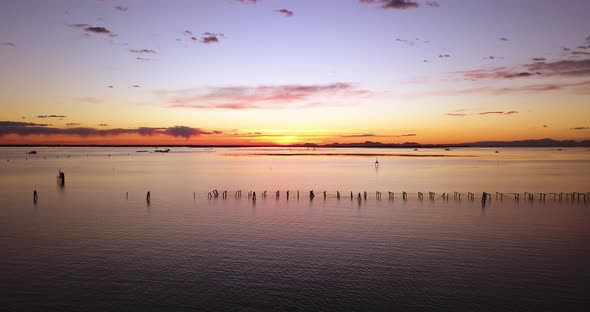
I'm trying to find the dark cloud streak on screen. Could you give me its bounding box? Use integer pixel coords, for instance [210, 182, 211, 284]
[0, 121, 220, 139]
[276, 9, 294, 16]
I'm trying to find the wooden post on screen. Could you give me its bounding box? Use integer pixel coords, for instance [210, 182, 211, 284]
[146, 191, 151, 202]
[33, 190, 38, 203]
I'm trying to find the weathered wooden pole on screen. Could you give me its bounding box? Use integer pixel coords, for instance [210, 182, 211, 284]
[33, 190, 38, 203]
[146, 191, 151, 202]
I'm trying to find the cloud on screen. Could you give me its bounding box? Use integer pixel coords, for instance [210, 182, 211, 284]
[66, 123, 81, 126]
[453, 67, 539, 80]
[479, 111, 518, 115]
[67, 24, 116, 36]
[360, 0, 419, 10]
[395, 38, 415, 46]
[340, 133, 416, 138]
[532, 57, 546, 62]
[129, 49, 156, 54]
[425, 1, 439, 6]
[447, 111, 519, 117]
[1, 42, 16, 47]
[438, 54, 451, 58]
[181, 31, 223, 44]
[0, 121, 219, 139]
[164, 126, 213, 138]
[543, 125, 548, 128]
[276, 9, 294, 16]
[136, 57, 151, 61]
[504, 72, 536, 78]
[525, 58, 590, 77]
[132, 85, 141, 88]
[570, 127, 589, 130]
[37, 115, 66, 119]
[0, 121, 50, 127]
[114, 5, 128, 12]
[577, 46, 589, 50]
[200, 32, 224, 44]
[166, 83, 369, 109]
[499, 37, 509, 41]
[572, 51, 590, 56]
[563, 47, 571, 51]
[341, 134, 377, 138]
[202, 36, 219, 44]
[237, 0, 257, 3]
[99, 123, 108, 127]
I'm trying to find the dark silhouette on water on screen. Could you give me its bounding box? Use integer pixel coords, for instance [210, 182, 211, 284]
[57, 170, 65, 186]
[146, 191, 151, 203]
[33, 190, 38, 204]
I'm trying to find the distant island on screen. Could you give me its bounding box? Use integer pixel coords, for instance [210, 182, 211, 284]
[1, 138, 590, 148]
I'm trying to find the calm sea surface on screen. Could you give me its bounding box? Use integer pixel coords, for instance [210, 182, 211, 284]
[1, 147, 589, 311]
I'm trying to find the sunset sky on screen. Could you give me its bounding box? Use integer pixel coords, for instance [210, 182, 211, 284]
[1, 0, 589, 145]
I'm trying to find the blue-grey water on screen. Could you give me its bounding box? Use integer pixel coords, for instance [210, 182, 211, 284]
[1, 147, 589, 311]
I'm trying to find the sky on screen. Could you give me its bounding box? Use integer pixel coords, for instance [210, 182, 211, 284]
[1, 0, 589, 145]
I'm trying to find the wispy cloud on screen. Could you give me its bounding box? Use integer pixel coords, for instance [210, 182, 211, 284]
[237, 0, 257, 3]
[360, 0, 420, 10]
[114, 5, 128, 12]
[37, 115, 66, 119]
[1, 42, 16, 47]
[276, 9, 294, 17]
[340, 134, 377, 138]
[67, 24, 116, 37]
[452, 67, 539, 80]
[446, 111, 519, 117]
[0, 121, 220, 139]
[340, 133, 416, 138]
[129, 49, 156, 54]
[570, 126, 590, 130]
[525, 58, 590, 77]
[166, 83, 369, 109]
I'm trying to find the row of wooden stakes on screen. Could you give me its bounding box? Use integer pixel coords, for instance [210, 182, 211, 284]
[32, 189, 590, 203]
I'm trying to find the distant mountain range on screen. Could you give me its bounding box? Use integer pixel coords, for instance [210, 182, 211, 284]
[295, 138, 590, 148]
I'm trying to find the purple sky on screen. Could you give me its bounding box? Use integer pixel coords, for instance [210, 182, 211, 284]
[1, 0, 589, 144]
